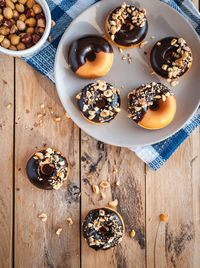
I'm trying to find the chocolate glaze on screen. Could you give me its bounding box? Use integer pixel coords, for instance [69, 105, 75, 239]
[108, 6, 148, 47]
[26, 148, 69, 190]
[77, 81, 120, 124]
[150, 37, 192, 78]
[83, 208, 124, 250]
[68, 35, 113, 72]
[128, 82, 172, 123]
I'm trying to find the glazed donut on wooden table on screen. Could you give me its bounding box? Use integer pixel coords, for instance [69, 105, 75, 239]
[128, 82, 176, 130]
[105, 2, 148, 48]
[83, 207, 125, 250]
[26, 147, 69, 190]
[150, 37, 192, 80]
[68, 35, 113, 79]
[76, 80, 121, 124]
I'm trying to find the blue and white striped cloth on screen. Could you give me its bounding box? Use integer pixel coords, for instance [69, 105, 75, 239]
[24, 0, 200, 170]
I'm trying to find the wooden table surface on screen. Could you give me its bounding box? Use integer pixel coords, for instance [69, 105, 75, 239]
[0, 1, 200, 267]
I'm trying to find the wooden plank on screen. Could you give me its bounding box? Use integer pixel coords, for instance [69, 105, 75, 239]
[81, 132, 146, 268]
[14, 60, 80, 268]
[145, 127, 200, 268]
[0, 54, 14, 268]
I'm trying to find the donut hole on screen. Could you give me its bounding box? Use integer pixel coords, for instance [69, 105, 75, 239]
[99, 225, 109, 235]
[40, 164, 54, 176]
[149, 101, 159, 111]
[96, 99, 106, 109]
[164, 47, 178, 62]
[86, 51, 96, 62]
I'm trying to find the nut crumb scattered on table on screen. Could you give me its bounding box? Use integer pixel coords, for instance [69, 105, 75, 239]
[67, 217, 73, 225]
[108, 199, 118, 208]
[130, 229, 135, 238]
[38, 213, 47, 222]
[56, 227, 63, 235]
[159, 213, 168, 221]
[92, 184, 99, 194]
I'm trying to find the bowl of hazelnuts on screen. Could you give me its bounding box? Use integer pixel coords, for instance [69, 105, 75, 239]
[0, 0, 51, 56]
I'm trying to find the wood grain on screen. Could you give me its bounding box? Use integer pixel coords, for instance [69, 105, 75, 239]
[81, 132, 146, 268]
[0, 54, 14, 268]
[14, 59, 80, 268]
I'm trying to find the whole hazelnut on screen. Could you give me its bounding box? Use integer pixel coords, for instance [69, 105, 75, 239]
[12, 0, 17, 3]
[19, 13, 26, 21]
[26, 26, 34, 34]
[3, 7, 13, 19]
[34, 26, 44, 36]
[0, 0, 5, 7]
[0, 25, 10, 35]
[18, 32, 25, 38]
[21, 33, 32, 44]
[0, 14, 3, 22]
[26, 0, 35, 8]
[1, 37, 10, 48]
[16, 19, 26, 30]
[32, 33, 40, 44]
[26, 8, 35, 18]
[16, 41, 25, 50]
[25, 42, 33, 48]
[0, 34, 4, 42]
[10, 34, 20, 45]
[9, 44, 17, 50]
[13, 10, 19, 19]
[37, 18, 45, 28]
[0, 9, 2, 14]
[5, 0, 15, 10]
[10, 24, 18, 33]
[15, 3, 24, 13]
[33, 4, 42, 14]
[18, 0, 27, 4]
[3, 19, 13, 28]
[25, 17, 36, 27]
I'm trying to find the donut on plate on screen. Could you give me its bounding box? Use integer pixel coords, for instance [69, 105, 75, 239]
[105, 2, 148, 48]
[68, 35, 113, 79]
[128, 82, 176, 130]
[26, 147, 69, 190]
[150, 37, 192, 80]
[76, 80, 121, 124]
[83, 207, 125, 250]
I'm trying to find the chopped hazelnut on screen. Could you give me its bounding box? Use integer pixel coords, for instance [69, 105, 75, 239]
[56, 227, 63, 235]
[38, 213, 47, 222]
[108, 199, 118, 208]
[67, 217, 73, 225]
[159, 213, 168, 221]
[92, 184, 99, 194]
[130, 229, 135, 238]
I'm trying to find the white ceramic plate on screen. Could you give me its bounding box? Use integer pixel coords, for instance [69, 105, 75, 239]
[55, 0, 200, 147]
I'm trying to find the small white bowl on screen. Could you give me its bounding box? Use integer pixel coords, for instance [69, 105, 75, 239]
[0, 0, 51, 57]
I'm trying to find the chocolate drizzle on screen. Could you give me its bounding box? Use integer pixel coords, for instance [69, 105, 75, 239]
[128, 82, 173, 123]
[68, 35, 113, 72]
[150, 37, 192, 79]
[26, 148, 69, 190]
[76, 80, 121, 124]
[107, 3, 148, 47]
[83, 208, 124, 250]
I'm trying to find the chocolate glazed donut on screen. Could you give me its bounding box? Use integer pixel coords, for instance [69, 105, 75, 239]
[150, 37, 192, 79]
[105, 3, 148, 48]
[68, 35, 113, 79]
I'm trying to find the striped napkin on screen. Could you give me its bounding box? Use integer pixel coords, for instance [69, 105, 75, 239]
[24, 0, 200, 170]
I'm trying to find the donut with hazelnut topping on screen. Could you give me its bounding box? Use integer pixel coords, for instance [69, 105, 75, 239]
[83, 207, 125, 250]
[68, 35, 113, 79]
[150, 37, 192, 80]
[26, 147, 69, 190]
[128, 82, 176, 130]
[76, 80, 121, 124]
[105, 2, 148, 49]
